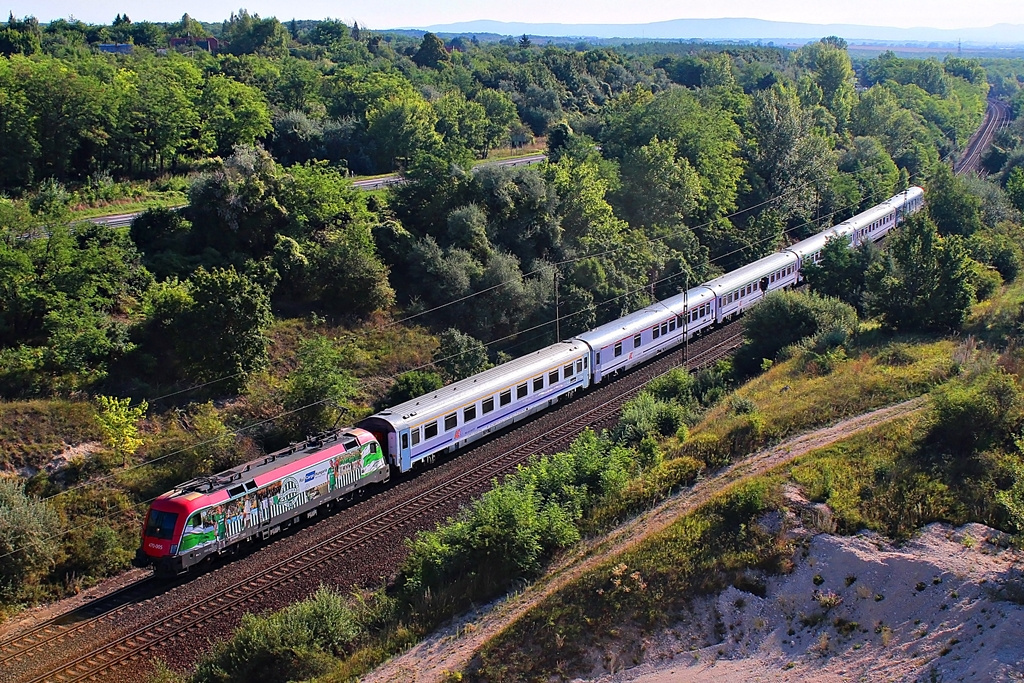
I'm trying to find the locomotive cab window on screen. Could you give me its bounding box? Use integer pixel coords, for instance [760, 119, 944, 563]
[500, 389, 512, 406]
[517, 383, 528, 399]
[145, 510, 178, 540]
[482, 397, 494, 414]
[464, 405, 476, 422]
[424, 421, 439, 440]
[444, 413, 457, 431]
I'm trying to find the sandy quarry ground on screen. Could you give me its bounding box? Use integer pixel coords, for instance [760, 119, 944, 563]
[366, 398, 1024, 682]
[588, 520, 1024, 683]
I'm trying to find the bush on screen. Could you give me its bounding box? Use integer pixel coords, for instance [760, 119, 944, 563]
[736, 290, 858, 377]
[191, 587, 367, 683]
[0, 479, 62, 601]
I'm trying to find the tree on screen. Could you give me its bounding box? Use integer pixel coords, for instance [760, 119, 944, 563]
[519, 34, 532, 49]
[865, 214, 976, 332]
[803, 237, 881, 313]
[746, 82, 834, 222]
[474, 89, 519, 153]
[927, 164, 983, 237]
[374, 370, 444, 411]
[199, 75, 272, 157]
[413, 32, 449, 69]
[437, 328, 490, 381]
[95, 395, 148, 466]
[284, 334, 356, 435]
[174, 267, 273, 390]
[0, 479, 61, 600]
[1005, 166, 1024, 214]
[612, 137, 701, 229]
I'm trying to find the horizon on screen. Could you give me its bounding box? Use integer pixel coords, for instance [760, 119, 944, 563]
[5, 1, 1024, 32]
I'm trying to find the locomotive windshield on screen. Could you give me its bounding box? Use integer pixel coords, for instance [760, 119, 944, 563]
[145, 510, 178, 540]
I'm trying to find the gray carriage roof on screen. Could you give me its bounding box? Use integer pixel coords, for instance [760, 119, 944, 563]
[703, 250, 798, 296]
[360, 340, 588, 431]
[573, 285, 715, 351]
[785, 187, 924, 260]
[784, 224, 852, 260]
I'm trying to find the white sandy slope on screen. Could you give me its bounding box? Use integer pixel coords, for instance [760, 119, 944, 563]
[584, 522, 1024, 683]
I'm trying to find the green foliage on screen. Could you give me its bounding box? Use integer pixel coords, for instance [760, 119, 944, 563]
[803, 237, 881, 313]
[374, 370, 444, 411]
[398, 430, 637, 605]
[866, 214, 977, 333]
[174, 266, 273, 390]
[929, 371, 1021, 456]
[0, 478, 61, 600]
[283, 334, 356, 436]
[191, 586, 373, 683]
[94, 395, 147, 466]
[736, 290, 858, 376]
[412, 32, 450, 69]
[996, 453, 1024, 533]
[436, 328, 490, 382]
[927, 164, 984, 237]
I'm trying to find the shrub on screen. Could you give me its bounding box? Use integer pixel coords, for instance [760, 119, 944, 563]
[191, 587, 367, 683]
[0, 479, 62, 601]
[736, 290, 858, 377]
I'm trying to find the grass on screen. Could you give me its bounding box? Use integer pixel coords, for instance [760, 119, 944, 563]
[0, 400, 102, 472]
[676, 337, 956, 468]
[963, 277, 1024, 346]
[68, 196, 186, 221]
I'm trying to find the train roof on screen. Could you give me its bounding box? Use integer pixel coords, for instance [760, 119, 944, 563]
[573, 285, 715, 351]
[702, 250, 798, 296]
[784, 224, 851, 260]
[156, 427, 376, 504]
[359, 340, 589, 432]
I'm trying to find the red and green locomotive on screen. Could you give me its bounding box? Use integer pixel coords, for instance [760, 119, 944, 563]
[134, 428, 387, 576]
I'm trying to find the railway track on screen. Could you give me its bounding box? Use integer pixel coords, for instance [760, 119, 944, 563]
[10, 322, 743, 683]
[955, 98, 1011, 177]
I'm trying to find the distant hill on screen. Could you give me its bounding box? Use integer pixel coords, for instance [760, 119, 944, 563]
[408, 18, 1024, 47]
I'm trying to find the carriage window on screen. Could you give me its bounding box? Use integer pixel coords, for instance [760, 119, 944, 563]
[499, 389, 512, 406]
[634, 334, 642, 348]
[661, 322, 668, 335]
[669, 319, 677, 331]
[444, 413, 457, 431]
[411, 428, 421, 446]
[653, 326, 660, 340]
[517, 383, 528, 399]
[596, 351, 601, 364]
[424, 421, 438, 440]
[533, 376, 544, 392]
[482, 397, 494, 414]
[564, 364, 573, 379]
[576, 359, 583, 373]
[402, 432, 409, 450]
[464, 405, 476, 422]
[583, 356, 588, 368]
[549, 370, 559, 384]
[614, 342, 623, 357]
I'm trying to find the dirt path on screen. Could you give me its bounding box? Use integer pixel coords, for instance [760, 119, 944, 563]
[364, 396, 929, 683]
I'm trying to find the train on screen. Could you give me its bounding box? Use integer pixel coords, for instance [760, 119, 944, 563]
[134, 186, 924, 576]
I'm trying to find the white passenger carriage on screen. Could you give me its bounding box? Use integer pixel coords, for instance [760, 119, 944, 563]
[573, 285, 715, 384]
[358, 340, 590, 472]
[703, 251, 799, 324]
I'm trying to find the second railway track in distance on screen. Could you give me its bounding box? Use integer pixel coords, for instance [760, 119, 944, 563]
[4, 321, 744, 683]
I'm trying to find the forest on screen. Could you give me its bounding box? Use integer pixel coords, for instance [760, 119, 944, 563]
[1, 9, 1024, 610]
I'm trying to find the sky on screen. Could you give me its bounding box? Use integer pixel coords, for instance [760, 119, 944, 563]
[6, 0, 1024, 30]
